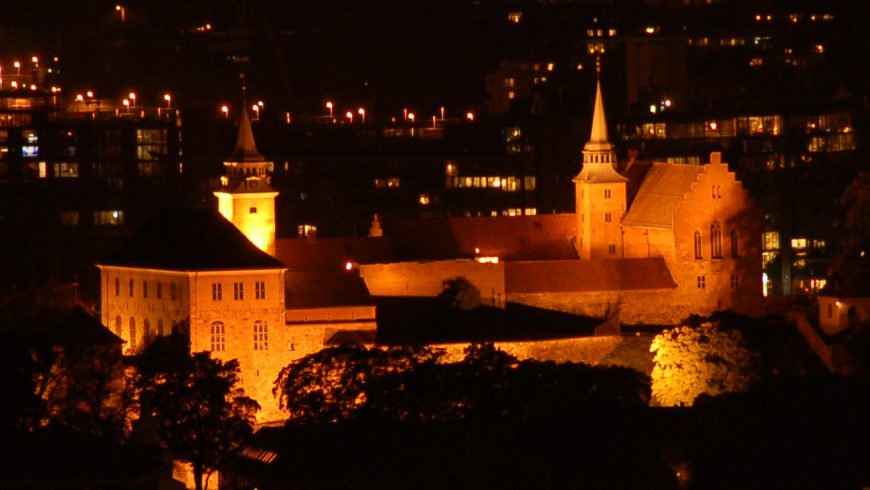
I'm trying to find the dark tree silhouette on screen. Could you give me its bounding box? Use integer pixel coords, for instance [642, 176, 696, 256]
[137, 334, 259, 490]
[437, 276, 482, 310]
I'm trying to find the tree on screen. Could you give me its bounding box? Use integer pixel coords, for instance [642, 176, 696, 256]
[137, 334, 259, 490]
[273, 344, 443, 424]
[828, 171, 870, 295]
[650, 322, 761, 406]
[437, 276, 482, 310]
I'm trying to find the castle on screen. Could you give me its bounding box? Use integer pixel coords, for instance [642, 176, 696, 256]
[97, 82, 762, 421]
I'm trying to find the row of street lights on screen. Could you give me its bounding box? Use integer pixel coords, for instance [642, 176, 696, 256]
[323, 100, 475, 124]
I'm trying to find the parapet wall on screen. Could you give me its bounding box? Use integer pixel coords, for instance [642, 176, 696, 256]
[360, 260, 506, 307]
[508, 290, 697, 326]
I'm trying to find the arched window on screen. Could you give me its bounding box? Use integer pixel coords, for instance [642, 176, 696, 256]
[143, 319, 152, 343]
[711, 221, 723, 258]
[731, 230, 739, 258]
[129, 318, 137, 351]
[157, 319, 164, 337]
[253, 320, 269, 351]
[114, 316, 122, 336]
[210, 321, 226, 352]
[694, 231, 703, 259]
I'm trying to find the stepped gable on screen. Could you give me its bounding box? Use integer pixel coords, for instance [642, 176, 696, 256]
[284, 269, 373, 308]
[621, 163, 706, 229]
[100, 207, 284, 270]
[505, 258, 677, 293]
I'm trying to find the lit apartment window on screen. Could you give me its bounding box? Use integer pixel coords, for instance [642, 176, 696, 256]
[504, 77, 515, 88]
[94, 210, 124, 226]
[234, 282, 244, 301]
[697, 276, 706, 289]
[255, 281, 266, 300]
[254, 320, 269, 351]
[212, 283, 222, 301]
[711, 221, 723, 258]
[210, 322, 226, 352]
[59, 211, 80, 227]
[694, 231, 703, 259]
[52, 162, 79, 178]
[114, 278, 120, 296]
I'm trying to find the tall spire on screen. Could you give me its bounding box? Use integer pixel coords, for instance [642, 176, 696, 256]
[574, 65, 625, 183]
[585, 80, 612, 152]
[228, 80, 265, 162]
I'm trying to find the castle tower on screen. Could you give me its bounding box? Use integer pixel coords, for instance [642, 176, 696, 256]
[213, 100, 279, 256]
[573, 79, 627, 259]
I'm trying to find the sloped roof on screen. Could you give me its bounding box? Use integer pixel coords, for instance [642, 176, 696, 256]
[0, 307, 123, 347]
[284, 269, 374, 308]
[227, 106, 265, 163]
[384, 214, 578, 261]
[276, 236, 395, 269]
[505, 258, 676, 293]
[574, 162, 628, 183]
[621, 163, 705, 229]
[100, 207, 284, 271]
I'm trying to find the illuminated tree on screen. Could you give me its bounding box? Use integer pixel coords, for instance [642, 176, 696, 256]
[137, 334, 259, 490]
[650, 322, 760, 406]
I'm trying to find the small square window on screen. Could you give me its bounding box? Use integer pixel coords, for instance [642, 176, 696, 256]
[249, 207, 257, 214]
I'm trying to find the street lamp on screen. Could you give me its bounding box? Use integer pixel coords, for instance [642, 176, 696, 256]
[122, 98, 130, 113]
[163, 93, 172, 108]
[407, 112, 415, 123]
[357, 107, 366, 123]
[466, 111, 475, 122]
[13, 61, 20, 75]
[325, 101, 333, 117]
[221, 105, 229, 118]
[345, 111, 353, 123]
[128, 92, 136, 107]
[115, 4, 126, 24]
[252, 104, 260, 120]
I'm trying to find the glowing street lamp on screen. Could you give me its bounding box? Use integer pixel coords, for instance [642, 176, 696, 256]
[407, 112, 415, 123]
[345, 111, 353, 123]
[128, 92, 136, 107]
[122, 98, 130, 113]
[220, 105, 229, 118]
[31, 56, 39, 67]
[357, 107, 365, 123]
[13, 61, 21, 75]
[86, 90, 94, 99]
[75, 94, 84, 102]
[115, 4, 126, 23]
[325, 101, 334, 117]
[163, 93, 172, 108]
[252, 104, 260, 120]
[466, 111, 475, 122]
[402, 108, 408, 121]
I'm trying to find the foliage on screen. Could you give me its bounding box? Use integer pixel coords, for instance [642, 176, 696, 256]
[828, 171, 870, 295]
[136, 334, 259, 490]
[0, 336, 46, 435]
[274, 343, 650, 425]
[437, 276, 482, 310]
[273, 344, 443, 424]
[650, 322, 761, 406]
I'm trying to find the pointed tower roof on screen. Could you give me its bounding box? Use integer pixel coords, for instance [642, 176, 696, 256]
[584, 80, 613, 153]
[227, 104, 265, 163]
[574, 79, 626, 183]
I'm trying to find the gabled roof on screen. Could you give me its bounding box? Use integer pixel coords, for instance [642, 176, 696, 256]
[276, 236, 395, 269]
[384, 214, 578, 261]
[0, 307, 122, 347]
[622, 163, 705, 229]
[99, 207, 284, 271]
[284, 270, 374, 309]
[505, 258, 676, 293]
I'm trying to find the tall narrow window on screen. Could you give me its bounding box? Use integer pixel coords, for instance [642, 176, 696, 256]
[157, 319, 164, 337]
[114, 278, 120, 296]
[129, 279, 134, 297]
[234, 282, 244, 300]
[604, 212, 612, 223]
[697, 276, 706, 289]
[114, 316, 122, 336]
[694, 231, 703, 259]
[129, 318, 137, 351]
[143, 281, 148, 298]
[604, 189, 612, 199]
[210, 322, 226, 352]
[711, 221, 723, 258]
[212, 283, 222, 301]
[157, 282, 163, 299]
[731, 230, 739, 258]
[253, 320, 269, 350]
[608, 244, 616, 255]
[255, 281, 266, 300]
[143, 319, 152, 343]
[171, 283, 177, 300]
[730, 274, 739, 289]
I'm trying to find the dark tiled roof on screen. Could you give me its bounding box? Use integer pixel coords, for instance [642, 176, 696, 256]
[284, 270, 374, 308]
[99, 207, 284, 271]
[505, 258, 677, 293]
[0, 307, 122, 346]
[383, 214, 577, 261]
[276, 236, 395, 269]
